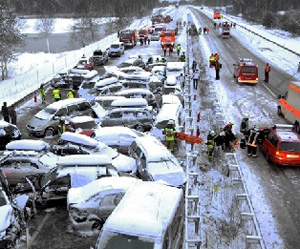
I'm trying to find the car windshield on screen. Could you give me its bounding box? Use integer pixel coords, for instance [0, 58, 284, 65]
[0, 125, 16, 136]
[111, 45, 120, 49]
[43, 107, 57, 115]
[97, 231, 154, 249]
[119, 62, 132, 68]
[121, 33, 132, 38]
[279, 142, 300, 152]
[242, 67, 257, 73]
[81, 82, 96, 89]
[155, 120, 169, 130]
[76, 121, 98, 129]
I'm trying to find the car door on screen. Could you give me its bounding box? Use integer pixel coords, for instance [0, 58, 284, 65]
[97, 192, 124, 219]
[122, 110, 136, 127]
[103, 111, 123, 127]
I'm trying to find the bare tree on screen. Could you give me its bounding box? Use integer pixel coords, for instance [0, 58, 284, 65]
[35, 18, 54, 53]
[0, 0, 23, 80]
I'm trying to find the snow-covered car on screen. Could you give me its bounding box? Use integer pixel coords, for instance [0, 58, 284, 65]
[109, 42, 125, 57]
[77, 74, 101, 100]
[67, 176, 137, 231]
[51, 70, 69, 88]
[110, 98, 151, 112]
[166, 62, 185, 77]
[151, 103, 184, 141]
[129, 136, 186, 187]
[27, 98, 104, 137]
[53, 132, 137, 173]
[100, 107, 153, 132]
[75, 56, 94, 70]
[145, 62, 167, 72]
[0, 120, 21, 150]
[94, 96, 126, 110]
[37, 155, 119, 206]
[119, 58, 146, 70]
[114, 88, 157, 109]
[146, 55, 164, 65]
[119, 66, 150, 76]
[0, 140, 58, 191]
[90, 49, 109, 66]
[86, 83, 123, 101]
[94, 127, 144, 155]
[151, 65, 166, 82]
[65, 116, 102, 137]
[163, 75, 183, 95]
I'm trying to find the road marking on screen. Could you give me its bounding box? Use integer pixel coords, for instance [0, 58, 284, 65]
[27, 212, 51, 247]
[261, 82, 277, 98]
[225, 43, 230, 49]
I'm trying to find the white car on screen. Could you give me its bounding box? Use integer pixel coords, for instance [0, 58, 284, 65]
[67, 176, 137, 231]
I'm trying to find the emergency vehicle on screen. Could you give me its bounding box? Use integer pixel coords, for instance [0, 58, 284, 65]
[278, 81, 300, 132]
[233, 58, 258, 84]
[160, 30, 176, 48]
[214, 11, 221, 19]
[119, 30, 137, 47]
[138, 29, 148, 40]
[219, 21, 230, 38]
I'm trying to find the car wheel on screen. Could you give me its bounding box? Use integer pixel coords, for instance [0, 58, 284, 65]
[135, 124, 145, 132]
[44, 127, 55, 137]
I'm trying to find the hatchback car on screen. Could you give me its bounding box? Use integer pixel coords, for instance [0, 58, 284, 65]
[53, 132, 137, 173]
[119, 58, 145, 69]
[67, 176, 137, 231]
[65, 116, 101, 137]
[0, 140, 58, 190]
[260, 124, 300, 166]
[75, 56, 94, 70]
[0, 121, 21, 150]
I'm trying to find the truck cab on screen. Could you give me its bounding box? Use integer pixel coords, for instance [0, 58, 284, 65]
[278, 81, 300, 133]
[214, 11, 221, 19]
[119, 30, 137, 47]
[160, 30, 175, 48]
[233, 58, 258, 84]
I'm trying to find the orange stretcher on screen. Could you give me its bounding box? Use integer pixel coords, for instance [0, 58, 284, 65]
[176, 132, 203, 144]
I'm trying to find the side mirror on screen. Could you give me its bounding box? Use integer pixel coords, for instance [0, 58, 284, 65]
[53, 116, 60, 120]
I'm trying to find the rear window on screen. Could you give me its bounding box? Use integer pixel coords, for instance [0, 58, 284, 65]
[81, 82, 96, 89]
[241, 66, 257, 73]
[279, 142, 300, 152]
[76, 121, 97, 130]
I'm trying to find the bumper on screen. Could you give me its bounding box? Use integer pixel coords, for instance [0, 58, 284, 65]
[237, 79, 258, 84]
[26, 126, 45, 137]
[270, 155, 300, 166]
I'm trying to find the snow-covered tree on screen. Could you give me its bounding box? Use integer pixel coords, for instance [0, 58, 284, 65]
[0, 0, 23, 80]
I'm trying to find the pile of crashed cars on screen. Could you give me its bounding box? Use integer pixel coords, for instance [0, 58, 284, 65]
[0, 50, 188, 246]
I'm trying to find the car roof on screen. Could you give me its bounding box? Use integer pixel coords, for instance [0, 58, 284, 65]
[61, 132, 102, 147]
[95, 96, 126, 101]
[68, 116, 95, 123]
[57, 154, 112, 166]
[166, 62, 185, 70]
[111, 98, 148, 107]
[6, 140, 49, 151]
[114, 88, 152, 95]
[274, 129, 300, 142]
[95, 77, 119, 88]
[47, 98, 87, 110]
[156, 104, 181, 124]
[108, 107, 151, 113]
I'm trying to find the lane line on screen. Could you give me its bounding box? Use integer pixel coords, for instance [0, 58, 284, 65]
[261, 82, 277, 98]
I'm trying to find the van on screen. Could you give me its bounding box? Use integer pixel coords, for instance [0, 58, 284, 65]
[93, 181, 184, 249]
[151, 103, 183, 141]
[129, 136, 186, 187]
[109, 42, 125, 57]
[26, 98, 103, 137]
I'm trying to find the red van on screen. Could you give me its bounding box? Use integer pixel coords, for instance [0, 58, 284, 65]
[233, 58, 258, 84]
[260, 124, 300, 166]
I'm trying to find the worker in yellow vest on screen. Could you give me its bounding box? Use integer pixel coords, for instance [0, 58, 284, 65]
[52, 86, 61, 102]
[67, 89, 75, 98]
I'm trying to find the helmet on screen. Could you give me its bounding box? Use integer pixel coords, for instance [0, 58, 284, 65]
[229, 121, 234, 125]
[244, 114, 249, 119]
[168, 119, 175, 125]
[210, 130, 215, 136]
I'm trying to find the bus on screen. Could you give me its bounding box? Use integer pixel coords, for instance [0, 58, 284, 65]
[93, 180, 184, 249]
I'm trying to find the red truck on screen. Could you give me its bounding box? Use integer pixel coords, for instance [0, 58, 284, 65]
[119, 30, 137, 47]
[138, 29, 148, 40]
[160, 30, 176, 48]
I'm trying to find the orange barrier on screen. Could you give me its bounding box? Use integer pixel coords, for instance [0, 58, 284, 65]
[176, 132, 203, 144]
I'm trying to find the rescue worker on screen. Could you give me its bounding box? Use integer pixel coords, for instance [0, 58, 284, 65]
[214, 22, 217, 29]
[264, 63, 271, 83]
[144, 36, 147, 45]
[1, 102, 9, 123]
[214, 53, 219, 61]
[52, 86, 61, 102]
[67, 89, 75, 98]
[169, 45, 173, 56]
[240, 114, 250, 140]
[192, 60, 197, 71]
[163, 45, 167, 56]
[40, 84, 46, 104]
[139, 38, 143, 46]
[183, 21, 186, 26]
[178, 73, 185, 89]
[163, 119, 176, 152]
[57, 119, 66, 137]
[209, 54, 215, 68]
[206, 130, 216, 161]
[223, 121, 236, 151]
[205, 26, 209, 34]
[176, 44, 181, 56]
[179, 51, 185, 62]
[247, 125, 261, 157]
[8, 106, 17, 125]
[192, 69, 200, 90]
[215, 60, 221, 80]
[160, 57, 166, 63]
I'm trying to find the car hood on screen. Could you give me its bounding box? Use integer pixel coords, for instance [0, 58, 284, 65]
[151, 171, 186, 187]
[112, 154, 137, 174]
[28, 116, 50, 128]
[0, 205, 13, 232]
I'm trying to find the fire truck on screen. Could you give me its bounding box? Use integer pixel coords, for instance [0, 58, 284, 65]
[278, 81, 300, 132]
[151, 14, 164, 26]
[160, 30, 176, 49]
[233, 58, 258, 84]
[219, 21, 230, 38]
[138, 29, 148, 40]
[119, 30, 137, 47]
[214, 10, 221, 19]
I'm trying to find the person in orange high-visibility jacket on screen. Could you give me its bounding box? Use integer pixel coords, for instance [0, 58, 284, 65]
[264, 63, 271, 83]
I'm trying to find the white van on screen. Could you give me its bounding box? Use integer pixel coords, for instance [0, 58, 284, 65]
[151, 103, 183, 141]
[93, 180, 184, 249]
[166, 62, 185, 77]
[129, 136, 186, 187]
[109, 42, 125, 57]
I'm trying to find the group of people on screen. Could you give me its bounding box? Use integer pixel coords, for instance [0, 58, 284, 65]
[1, 102, 17, 125]
[209, 53, 222, 80]
[39, 84, 77, 103]
[139, 36, 151, 46]
[162, 44, 173, 56]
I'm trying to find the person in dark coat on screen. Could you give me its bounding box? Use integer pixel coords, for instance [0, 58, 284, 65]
[215, 60, 221, 80]
[8, 106, 17, 125]
[1, 102, 9, 123]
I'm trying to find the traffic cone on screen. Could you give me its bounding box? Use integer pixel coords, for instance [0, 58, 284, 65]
[197, 113, 201, 122]
[196, 126, 200, 137]
[34, 95, 37, 103]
